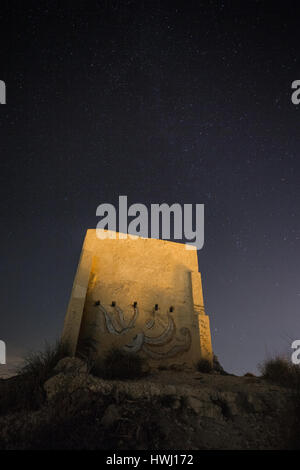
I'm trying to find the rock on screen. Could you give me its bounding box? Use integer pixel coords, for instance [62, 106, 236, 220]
[171, 398, 181, 410]
[185, 395, 203, 413]
[44, 373, 70, 401]
[213, 355, 228, 375]
[186, 395, 223, 419]
[54, 357, 88, 375]
[0, 364, 295, 449]
[168, 363, 190, 372]
[210, 391, 240, 417]
[44, 370, 98, 401]
[101, 404, 120, 428]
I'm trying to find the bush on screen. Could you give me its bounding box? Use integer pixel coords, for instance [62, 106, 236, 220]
[196, 357, 213, 373]
[0, 341, 68, 415]
[92, 348, 148, 380]
[258, 356, 300, 389]
[258, 357, 300, 448]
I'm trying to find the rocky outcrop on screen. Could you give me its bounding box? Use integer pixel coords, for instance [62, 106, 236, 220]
[0, 357, 296, 449]
[41, 358, 294, 449]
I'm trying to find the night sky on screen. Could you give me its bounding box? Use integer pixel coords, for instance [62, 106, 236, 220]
[0, 1, 299, 375]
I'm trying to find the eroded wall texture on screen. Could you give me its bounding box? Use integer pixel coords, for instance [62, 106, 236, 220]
[62, 229, 213, 367]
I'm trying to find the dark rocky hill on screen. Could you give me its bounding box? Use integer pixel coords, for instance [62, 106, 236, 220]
[0, 357, 297, 450]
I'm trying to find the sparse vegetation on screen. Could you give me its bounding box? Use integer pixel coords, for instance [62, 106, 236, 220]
[0, 341, 68, 415]
[196, 357, 213, 373]
[259, 356, 300, 389]
[91, 348, 148, 380]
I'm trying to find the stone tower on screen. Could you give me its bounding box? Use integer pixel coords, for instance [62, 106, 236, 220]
[62, 229, 213, 367]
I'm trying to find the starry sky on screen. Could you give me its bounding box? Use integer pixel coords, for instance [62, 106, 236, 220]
[0, 1, 299, 375]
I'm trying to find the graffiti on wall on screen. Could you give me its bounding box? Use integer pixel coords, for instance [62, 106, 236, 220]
[91, 301, 192, 359]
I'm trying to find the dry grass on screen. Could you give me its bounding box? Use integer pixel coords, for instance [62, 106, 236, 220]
[91, 348, 148, 380]
[258, 356, 300, 449]
[259, 356, 300, 389]
[0, 341, 68, 415]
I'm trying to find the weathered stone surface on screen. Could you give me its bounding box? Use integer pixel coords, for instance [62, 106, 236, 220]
[61, 229, 213, 367]
[186, 396, 223, 419]
[101, 404, 121, 428]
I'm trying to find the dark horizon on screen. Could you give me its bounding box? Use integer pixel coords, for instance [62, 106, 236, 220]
[0, 1, 299, 376]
